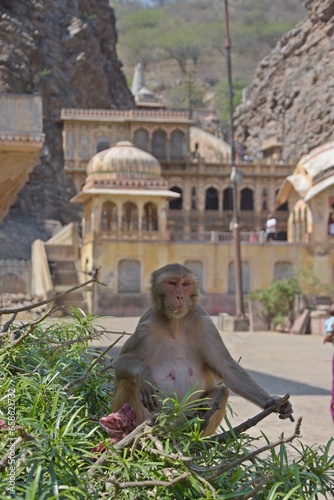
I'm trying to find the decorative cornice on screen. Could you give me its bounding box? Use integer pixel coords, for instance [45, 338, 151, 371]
[0, 132, 45, 142]
[60, 108, 195, 123]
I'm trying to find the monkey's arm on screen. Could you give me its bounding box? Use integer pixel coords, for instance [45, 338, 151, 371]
[201, 320, 293, 419]
[114, 329, 161, 413]
[114, 353, 160, 412]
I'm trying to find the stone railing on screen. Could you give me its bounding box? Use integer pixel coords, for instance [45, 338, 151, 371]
[61, 107, 193, 122]
[170, 231, 283, 243]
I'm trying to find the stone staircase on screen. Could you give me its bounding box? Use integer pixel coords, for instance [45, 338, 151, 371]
[49, 260, 88, 314]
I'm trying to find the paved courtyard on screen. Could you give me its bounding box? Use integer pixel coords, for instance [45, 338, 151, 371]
[91, 316, 334, 450]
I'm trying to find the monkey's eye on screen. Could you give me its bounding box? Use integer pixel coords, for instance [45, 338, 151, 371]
[182, 281, 190, 287]
[168, 280, 177, 286]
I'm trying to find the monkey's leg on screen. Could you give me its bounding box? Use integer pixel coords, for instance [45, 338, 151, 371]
[112, 380, 147, 423]
[200, 386, 229, 437]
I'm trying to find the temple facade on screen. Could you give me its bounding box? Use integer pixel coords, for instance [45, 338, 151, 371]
[32, 111, 319, 316]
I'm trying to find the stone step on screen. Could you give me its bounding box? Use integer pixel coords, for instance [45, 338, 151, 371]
[53, 270, 80, 285]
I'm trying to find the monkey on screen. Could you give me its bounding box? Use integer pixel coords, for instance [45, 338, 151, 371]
[112, 263, 293, 436]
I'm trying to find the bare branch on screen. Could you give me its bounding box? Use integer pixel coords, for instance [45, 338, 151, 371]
[63, 333, 126, 391]
[3, 306, 60, 350]
[214, 394, 293, 444]
[205, 417, 303, 481]
[103, 472, 191, 490]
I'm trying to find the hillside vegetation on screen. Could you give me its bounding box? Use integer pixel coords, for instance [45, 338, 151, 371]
[110, 0, 306, 125]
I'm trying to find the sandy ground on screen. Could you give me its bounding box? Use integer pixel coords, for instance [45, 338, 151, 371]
[90, 316, 334, 451]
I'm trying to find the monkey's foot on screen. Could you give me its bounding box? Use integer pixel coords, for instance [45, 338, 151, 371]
[99, 403, 139, 443]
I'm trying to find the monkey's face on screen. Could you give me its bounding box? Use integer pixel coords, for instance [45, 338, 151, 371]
[160, 275, 198, 319]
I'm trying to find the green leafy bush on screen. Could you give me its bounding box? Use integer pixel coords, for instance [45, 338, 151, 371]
[0, 310, 333, 498]
[249, 277, 300, 329]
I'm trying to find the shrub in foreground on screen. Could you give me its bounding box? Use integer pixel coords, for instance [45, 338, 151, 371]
[0, 310, 333, 499]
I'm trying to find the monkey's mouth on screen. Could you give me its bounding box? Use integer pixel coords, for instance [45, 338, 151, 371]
[173, 306, 186, 316]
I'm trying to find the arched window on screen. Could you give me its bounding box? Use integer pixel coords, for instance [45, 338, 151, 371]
[152, 129, 167, 159]
[228, 261, 250, 294]
[205, 187, 219, 210]
[143, 202, 158, 231]
[118, 259, 141, 293]
[101, 201, 117, 231]
[185, 260, 204, 292]
[134, 128, 149, 152]
[274, 262, 294, 280]
[122, 202, 138, 231]
[170, 130, 186, 160]
[169, 187, 183, 210]
[96, 136, 110, 153]
[81, 130, 89, 160]
[223, 188, 233, 210]
[240, 188, 254, 211]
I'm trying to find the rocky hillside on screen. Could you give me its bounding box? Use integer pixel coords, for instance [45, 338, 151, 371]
[234, 0, 334, 161]
[0, 0, 134, 259]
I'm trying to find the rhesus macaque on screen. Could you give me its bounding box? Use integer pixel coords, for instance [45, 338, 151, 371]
[112, 263, 293, 436]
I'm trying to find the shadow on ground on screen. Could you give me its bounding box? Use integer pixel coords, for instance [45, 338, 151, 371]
[248, 370, 331, 396]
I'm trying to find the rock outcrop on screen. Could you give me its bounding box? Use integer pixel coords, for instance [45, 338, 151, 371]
[0, 0, 134, 259]
[234, 0, 334, 161]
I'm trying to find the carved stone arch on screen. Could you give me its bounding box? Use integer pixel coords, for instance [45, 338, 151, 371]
[122, 201, 139, 231]
[101, 200, 117, 231]
[205, 186, 219, 210]
[240, 186, 254, 211]
[133, 127, 150, 152]
[223, 187, 233, 211]
[143, 201, 158, 230]
[170, 129, 186, 160]
[152, 128, 167, 160]
[96, 136, 110, 153]
[169, 186, 183, 210]
[289, 199, 311, 243]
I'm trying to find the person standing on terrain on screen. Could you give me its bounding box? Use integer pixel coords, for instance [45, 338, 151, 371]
[265, 213, 277, 241]
[323, 305, 334, 421]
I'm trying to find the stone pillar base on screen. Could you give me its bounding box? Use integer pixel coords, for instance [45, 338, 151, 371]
[218, 313, 249, 332]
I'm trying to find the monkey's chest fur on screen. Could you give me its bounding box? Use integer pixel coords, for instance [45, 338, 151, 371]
[147, 335, 208, 400]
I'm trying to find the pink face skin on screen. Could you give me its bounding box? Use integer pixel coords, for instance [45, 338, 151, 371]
[162, 275, 196, 318]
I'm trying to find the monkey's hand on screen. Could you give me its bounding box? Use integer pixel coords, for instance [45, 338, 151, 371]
[264, 395, 294, 421]
[140, 379, 161, 414]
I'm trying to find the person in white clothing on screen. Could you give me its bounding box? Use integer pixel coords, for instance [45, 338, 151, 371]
[266, 213, 277, 241]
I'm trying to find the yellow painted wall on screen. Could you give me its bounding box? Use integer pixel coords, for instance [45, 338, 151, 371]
[82, 239, 322, 296]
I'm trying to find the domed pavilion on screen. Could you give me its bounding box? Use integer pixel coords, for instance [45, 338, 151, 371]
[71, 141, 180, 314]
[73, 141, 179, 239]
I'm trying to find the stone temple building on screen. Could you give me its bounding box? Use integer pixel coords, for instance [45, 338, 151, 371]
[2, 91, 334, 320]
[29, 102, 334, 318]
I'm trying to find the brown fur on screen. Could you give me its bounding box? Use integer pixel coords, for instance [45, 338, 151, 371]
[112, 264, 293, 436]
